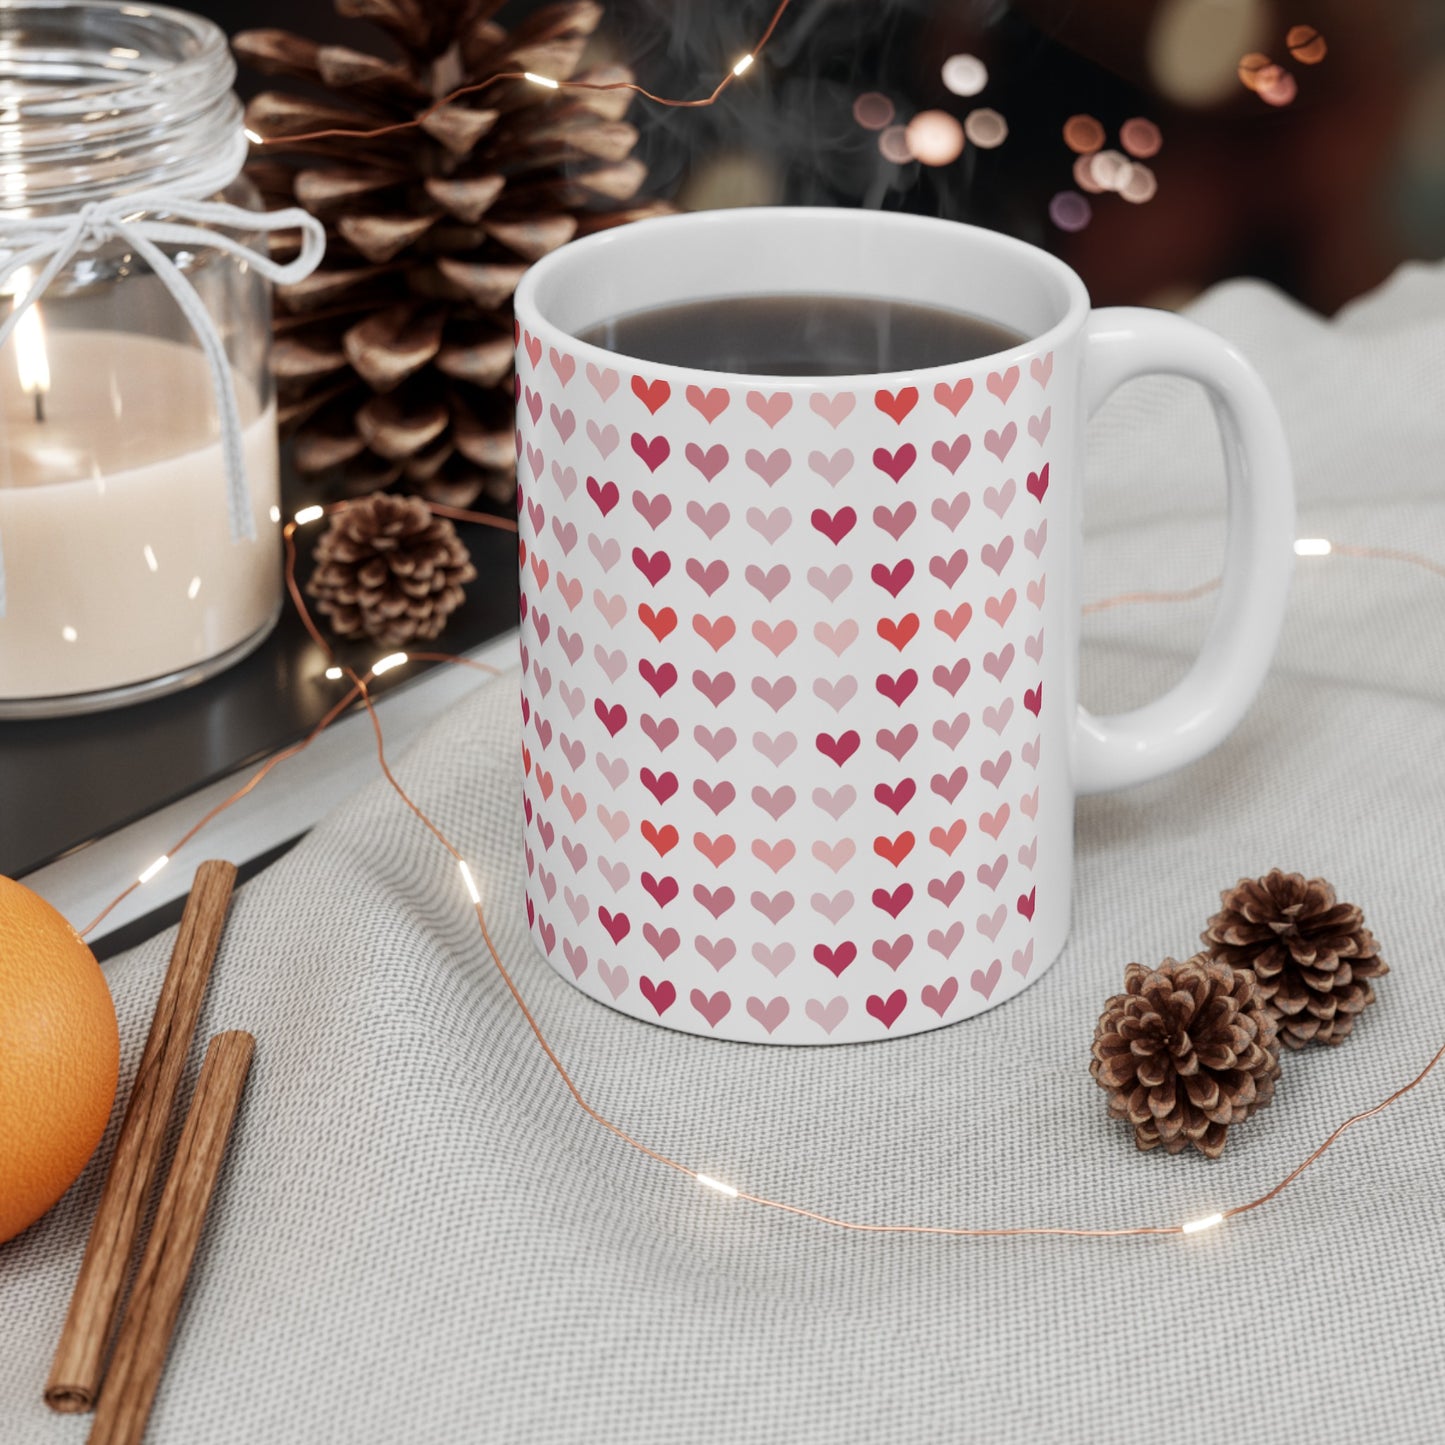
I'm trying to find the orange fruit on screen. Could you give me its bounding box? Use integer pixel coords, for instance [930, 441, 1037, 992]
[0, 876, 119, 1245]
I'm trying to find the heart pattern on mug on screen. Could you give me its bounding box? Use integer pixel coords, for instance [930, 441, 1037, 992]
[517, 328, 1056, 1042]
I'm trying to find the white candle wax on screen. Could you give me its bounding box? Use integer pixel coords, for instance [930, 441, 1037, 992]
[0, 329, 281, 704]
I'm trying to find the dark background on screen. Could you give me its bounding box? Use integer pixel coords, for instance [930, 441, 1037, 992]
[204, 0, 1445, 315]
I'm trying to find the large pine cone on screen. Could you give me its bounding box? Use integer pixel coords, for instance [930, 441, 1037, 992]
[1091, 956, 1282, 1159]
[1202, 870, 1388, 1049]
[307, 494, 476, 646]
[235, 0, 668, 509]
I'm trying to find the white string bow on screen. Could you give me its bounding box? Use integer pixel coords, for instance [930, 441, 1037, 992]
[0, 181, 326, 617]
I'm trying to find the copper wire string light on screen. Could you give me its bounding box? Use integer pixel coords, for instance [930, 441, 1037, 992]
[72, 492, 1445, 1244]
[246, 0, 797, 148]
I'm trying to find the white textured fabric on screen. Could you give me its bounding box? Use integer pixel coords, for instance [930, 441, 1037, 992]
[3, 266, 1444, 1445]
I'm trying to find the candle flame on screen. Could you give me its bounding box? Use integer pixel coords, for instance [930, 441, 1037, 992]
[8, 267, 50, 412]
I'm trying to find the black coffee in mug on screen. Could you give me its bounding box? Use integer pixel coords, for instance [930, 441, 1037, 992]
[576, 293, 1025, 376]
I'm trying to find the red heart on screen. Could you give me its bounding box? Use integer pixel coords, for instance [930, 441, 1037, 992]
[816, 730, 860, 766]
[814, 941, 857, 976]
[876, 614, 919, 651]
[810, 505, 856, 545]
[1018, 887, 1037, 920]
[638, 659, 677, 697]
[871, 559, 914, 597]
[1024, 684, 1043, 716]
[641, 820, 679, 856]
[1027, 463, 1050, 502]
[594, 699, 627, 736]
[875, 670, 918, 707]
[640, 769, 678, 805]
[641, 871, 679, 906]
[630, 433, 670, 472]
[523, 331, 541, 368]
[639, 603, 676, 641]
[587, 476, 619, 516]
[631, 547, 671, 587]
[866, 989, 907, 1028]
[874, 385, 918, 424]
[872, 883, 913, 918]
[640, 976, 676, 1015]
[873, 778, 916, 814]
[872, 443, 916, 483]
[598, 906, 630, 944]
[873, 832, 915, 867]
[631, 375, 670, 414]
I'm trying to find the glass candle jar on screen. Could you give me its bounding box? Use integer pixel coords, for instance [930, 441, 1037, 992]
[0, 1, 316, 716]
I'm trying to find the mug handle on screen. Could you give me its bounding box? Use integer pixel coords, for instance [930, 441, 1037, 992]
[1075, 307, 1295, 794]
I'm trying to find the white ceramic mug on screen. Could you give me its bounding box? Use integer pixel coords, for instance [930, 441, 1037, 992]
[513, 208, 1293, 1044]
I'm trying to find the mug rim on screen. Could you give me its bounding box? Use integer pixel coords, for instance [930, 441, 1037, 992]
[514, 206, 1092, 387]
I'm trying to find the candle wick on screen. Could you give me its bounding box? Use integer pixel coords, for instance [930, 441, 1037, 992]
[33, 390, 44, 423]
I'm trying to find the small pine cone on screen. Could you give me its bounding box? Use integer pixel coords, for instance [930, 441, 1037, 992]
[1091, 956, 1281, 1159]
[1202, 870, 1388, 1050]
[307, 494, 476, 647]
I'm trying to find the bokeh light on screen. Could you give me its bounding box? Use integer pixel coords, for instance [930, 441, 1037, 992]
[963, 107, 1008, 149]
[1287, 24, 1327, 64]
[1237, 52, 1272, 91]
[1119, 163, 1159, 204]
[1072, 153, 1105, 194]
[941, 53, 988, 97]
[878, 124, 913, 163]
[1049, 191, 1092, 232]
[1088, 148, 1133, 192]
[1149, 0, 1267, 107]
[1063, 114, 1106, 154]
[1256, 65, 1298, 106]
[905, 109, 965, 165]
[852, 92, 895, 131]
[1119, 118, 1163, 159]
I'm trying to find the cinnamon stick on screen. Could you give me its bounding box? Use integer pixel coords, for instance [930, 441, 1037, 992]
[46, 860, 238, 1413]
[87, 1032, 255, 1445]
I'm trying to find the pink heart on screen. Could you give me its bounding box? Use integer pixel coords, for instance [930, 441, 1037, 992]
[930, 434, 971, 474]
[586, 362, 619, 400]
[977, 853, 1008, 891]
[806, 997, 848, 1034]
[928, 872, 965, 906]
[549, 348, 575, 385]
[1012, 940, 1035, 977]
[563, 941, 587, 979]
[986, 366, 1019, 402]
[696, 725, 737, 761]
[811, 786, 856, 821]
[981, 537, 1014, 575]
[753, 943, 794, 977]
[752, 784, 796, 820]
[1030, 352, 1053, 388]
[813, 839, 855, 872]
[977, 906, 1007, 942]
[807, 564, 852, 602]
[753, 731, 796, 767]
[586, 420, 619, 457]
[747, 390, 793, 428]
[814, 676, 858, 712]
[922, 977, 959, 1017]
[597, 961, 628, 999]
[697, 936, 735, 970]
[751, 890, 794, 924]
[1028, 408, 1052, 444]
[873, 501, 915, 540]
[811, 890, 854, 925]
[808, 447, 854, 485]
[979, 804, 1010, 839]
[551, 462, 577, 498]
[745, 447, 791, 485]
[632, 490, 671, 531]
[931, 492, 970, 531]
[927, 922, 964, 958]
[686, 557, 729, 596]
[686, 384, 729, 423]
[984, 478, 1016, 517]
[686, 499, 730, 539]
[873, 935, 913, 971]
[984, 644, 1015, 682]
[1025, 522, 1047, 558]
[685, 441, 729, 482]
[745, 563, 790, 601]
[690, 989, 731, 1028]
[814, 619, 859, 655]
[747, 505, 791, 544]
[984, 423, 1017, 461]
[933, 711, 971, 749]
[809, 391, 855, 428]
[970, 960, 1003, 1000]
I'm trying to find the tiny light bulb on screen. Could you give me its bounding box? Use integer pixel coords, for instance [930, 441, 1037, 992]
[324, 665, 343, 681]
[459, 860, 482, 904]
[269, 505, 282, 524]
[1181, 1212, 1225, 1235]
[372, 651, 408, 676]
[138, 854, 170, 885]
[732, 53, 755, 76]
[1294, 537, 1333, 557]
[524, 71, 559, 89]
[243, 127, 264, 146]
[695, 1173, 739, 1198]
[294, 505, 325, 526]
